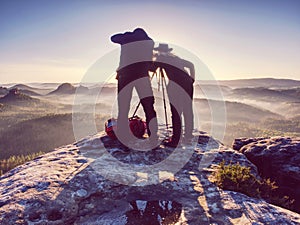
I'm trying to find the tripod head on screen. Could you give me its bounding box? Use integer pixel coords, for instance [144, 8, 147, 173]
[150, 66, 168, 92]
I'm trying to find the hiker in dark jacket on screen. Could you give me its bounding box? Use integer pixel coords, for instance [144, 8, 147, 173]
[111, 28, 158, 148]
[153, 43, 195, 147]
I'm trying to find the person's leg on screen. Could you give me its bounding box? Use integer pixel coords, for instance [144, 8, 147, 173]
[167, 83, 183, 146]
[116, 75, 134, 146]
[135, 77, 158, 141]
[183, 101, 193, 139]
[169, 103, 182, 144]
[140, 96, 157, 136]
[183, 84, 194, 140]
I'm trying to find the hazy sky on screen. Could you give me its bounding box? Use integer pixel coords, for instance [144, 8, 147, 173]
[0, 0, 299, 83]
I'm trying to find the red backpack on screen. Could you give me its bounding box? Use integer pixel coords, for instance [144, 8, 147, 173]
[129, 116, 147, 138]
[105, 118, 117, 139]
[105, 116, 146, 139]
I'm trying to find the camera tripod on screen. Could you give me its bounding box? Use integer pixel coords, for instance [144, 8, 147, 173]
[132, 67, 170, 133]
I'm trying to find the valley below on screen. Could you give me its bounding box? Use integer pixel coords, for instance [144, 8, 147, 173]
[0, 78, 299, 169]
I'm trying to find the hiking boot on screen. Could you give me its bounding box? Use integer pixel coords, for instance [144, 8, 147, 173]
[151, 144, 161, 151]
[163, 138, 180, 148]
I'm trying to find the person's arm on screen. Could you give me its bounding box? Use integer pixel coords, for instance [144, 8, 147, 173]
[182, 59, 195, 81]
[150, 53, 161, 72]
[149, 61, 159, 73]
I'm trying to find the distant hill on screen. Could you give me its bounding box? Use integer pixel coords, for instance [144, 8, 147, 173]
[215, 78, 300, 88]
[224, 100, 281, 122]
[0, 87, 8, 95]
[18, 89, 41, 96]
[89, 86, 116, 95]
[274, 102, 300, 118]
[48, 83, 76, 95]
[193, 84, 232, 100]
[8, 84, 51, 96]
[277, 87, 300, 100]
[48, 83, 89, 95]
[76, 85, 89, 94]
[10, 84, 37, 91]
[230, 87, 299, 102]
[0, 89, 40, 106]
[0, 114, 75, 159]
[193, 98, 281, 123]
[0, 113, 108, 160]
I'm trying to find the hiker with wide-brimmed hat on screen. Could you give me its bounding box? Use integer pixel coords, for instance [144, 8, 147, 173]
[153, 43, 195, 147]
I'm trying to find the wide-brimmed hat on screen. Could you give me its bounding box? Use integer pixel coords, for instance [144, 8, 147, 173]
[133, 28, 149, 40]
[154, 43, 173, 52]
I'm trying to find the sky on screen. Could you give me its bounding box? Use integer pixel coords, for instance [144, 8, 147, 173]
[0, 0, 299, 83]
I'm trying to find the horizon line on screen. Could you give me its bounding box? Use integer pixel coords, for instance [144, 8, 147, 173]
[1, 76, 300, 85]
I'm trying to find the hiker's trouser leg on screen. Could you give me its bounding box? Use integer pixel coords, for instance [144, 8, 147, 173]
[117, 75, 134, 145]
[135, 77, 158, 139]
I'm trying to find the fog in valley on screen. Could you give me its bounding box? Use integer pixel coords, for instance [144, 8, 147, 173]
[0, 78, 299, 160]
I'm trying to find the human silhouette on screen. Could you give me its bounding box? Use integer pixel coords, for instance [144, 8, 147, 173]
[153, 43, 195, 147]
[111, 28, 158, 149]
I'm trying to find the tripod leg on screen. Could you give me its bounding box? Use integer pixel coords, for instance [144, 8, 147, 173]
[132, 102, 141, 118]
[160, 68, 169, 133]
[132, 71, 158, 118]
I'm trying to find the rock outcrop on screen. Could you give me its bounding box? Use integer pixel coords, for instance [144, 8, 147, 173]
[0, 132, 300, 224]
[48, 83, 76, 95]
[9, 84, 41, 96]
[76, 85, 89, 94]
[48, 83, 89, 95]
[234, 136, 300, 213]
[0, 87, 8, 96]
[0, 88, 40, 106]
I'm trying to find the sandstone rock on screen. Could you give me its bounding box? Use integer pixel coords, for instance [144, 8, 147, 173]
[234, 136, 300, 213]
[0, 88, 40, 105]
[0, 87, 8, 96]
[48, 83, 76, 95]
[233, 137, 267, 151]
[0, 132, 299, 224]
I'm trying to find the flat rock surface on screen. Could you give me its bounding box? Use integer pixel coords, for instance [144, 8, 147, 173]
[0, 132, 300, 225]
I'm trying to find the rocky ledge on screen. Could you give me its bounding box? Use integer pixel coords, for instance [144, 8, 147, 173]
[0, 132, 300, 225]
[233, 136, 300, 213]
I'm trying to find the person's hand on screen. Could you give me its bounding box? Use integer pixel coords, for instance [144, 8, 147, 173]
[148, 62, 157, 72]
[190, 76, 195, 84]
[152, 53, 158, 60]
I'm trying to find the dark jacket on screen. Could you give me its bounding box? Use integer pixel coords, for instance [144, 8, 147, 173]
[154, 53, 195, 91]
[111, 28, 154, 79]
